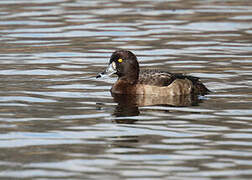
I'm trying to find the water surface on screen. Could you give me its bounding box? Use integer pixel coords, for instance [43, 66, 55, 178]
[0, 0, 252, 179]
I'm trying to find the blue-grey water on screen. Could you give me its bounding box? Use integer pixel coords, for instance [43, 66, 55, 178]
[0, 0, 252, 179]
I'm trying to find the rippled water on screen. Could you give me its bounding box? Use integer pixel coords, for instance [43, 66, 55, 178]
[1, 0, 252, 179]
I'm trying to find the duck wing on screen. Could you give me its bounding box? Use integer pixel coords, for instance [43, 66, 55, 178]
[138, 69, 175, 86]
[138, 69, 210, 95]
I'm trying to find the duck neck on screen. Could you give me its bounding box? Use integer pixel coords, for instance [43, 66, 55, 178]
[119, 72, 139, 85]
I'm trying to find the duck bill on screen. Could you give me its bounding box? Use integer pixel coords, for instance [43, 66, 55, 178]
[96, 62, 116, 78]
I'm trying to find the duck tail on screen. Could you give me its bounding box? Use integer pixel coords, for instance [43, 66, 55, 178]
[194, 81, 211, 95]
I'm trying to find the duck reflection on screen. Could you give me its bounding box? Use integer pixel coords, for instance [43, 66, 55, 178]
[112, 93, 203, 118]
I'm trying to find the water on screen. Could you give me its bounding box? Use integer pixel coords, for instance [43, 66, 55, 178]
[0, 0, 252, 179]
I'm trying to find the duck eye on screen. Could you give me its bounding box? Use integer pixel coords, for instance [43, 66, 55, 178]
[118, 58, 123, 63]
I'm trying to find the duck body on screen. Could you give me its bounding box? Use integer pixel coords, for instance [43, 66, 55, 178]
[97, 50, 210, 96]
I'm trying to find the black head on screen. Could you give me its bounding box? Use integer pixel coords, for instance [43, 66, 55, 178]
[110, 50, 139, 77]
[97, 50, 140, 84]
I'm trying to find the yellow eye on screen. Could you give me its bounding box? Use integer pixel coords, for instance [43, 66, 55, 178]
[118, 58, 123, 63]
